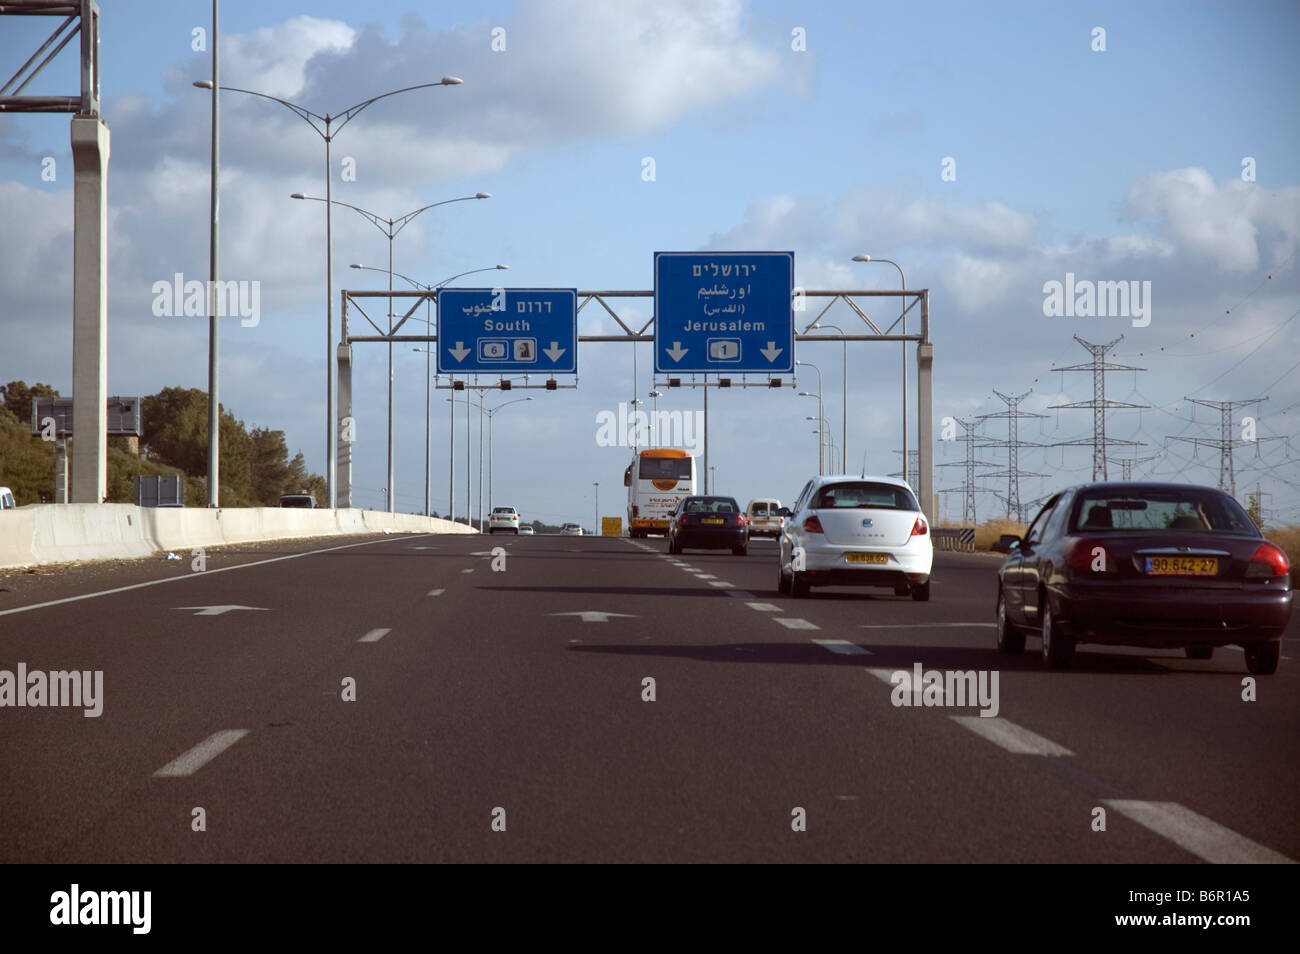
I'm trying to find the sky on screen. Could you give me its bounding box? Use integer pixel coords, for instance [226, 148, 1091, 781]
[1, 0, 1298, 527]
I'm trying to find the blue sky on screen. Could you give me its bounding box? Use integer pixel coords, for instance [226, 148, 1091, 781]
[2, 0, 1298, 525]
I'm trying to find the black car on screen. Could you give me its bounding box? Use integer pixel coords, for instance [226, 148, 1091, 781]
[667, 495, 749, 555]
[995, 482, 1292, 673]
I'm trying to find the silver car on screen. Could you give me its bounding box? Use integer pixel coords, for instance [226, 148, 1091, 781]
[777, 475, 934, 600]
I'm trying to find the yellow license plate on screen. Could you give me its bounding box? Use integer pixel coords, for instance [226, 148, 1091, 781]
[702, 517, 724, 525]
[1147, 557, 1218, 575]
[845, 552, 889, 565]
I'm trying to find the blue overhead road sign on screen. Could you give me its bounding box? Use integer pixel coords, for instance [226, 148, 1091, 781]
[437, 288, 578, 374]
[654, 251, 794, 373]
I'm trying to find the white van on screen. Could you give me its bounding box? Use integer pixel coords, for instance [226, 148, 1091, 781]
[0, 487, 17, 510]
[745, 498, 784, 538]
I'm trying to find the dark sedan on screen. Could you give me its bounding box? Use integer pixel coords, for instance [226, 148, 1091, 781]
[667, 496, 749, 555]
[995, 482, 1292, 673]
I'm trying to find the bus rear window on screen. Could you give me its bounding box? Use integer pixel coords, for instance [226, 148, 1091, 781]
[639, 457, 692, 480]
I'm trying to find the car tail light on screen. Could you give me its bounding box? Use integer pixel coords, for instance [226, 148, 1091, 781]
[911, 517, 928, 536]
[677, 515, 689, 528]
[1246, 542, 1290, 578]
[803, 514, 823, 533]
[737, 514, 749, 527]
[1067, 539, 1117, 575]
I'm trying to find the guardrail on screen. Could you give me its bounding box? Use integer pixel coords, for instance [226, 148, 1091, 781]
[0, 504, 476, 569]
[932, 527, 975, 552]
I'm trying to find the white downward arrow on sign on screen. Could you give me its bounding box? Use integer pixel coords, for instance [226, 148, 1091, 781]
[665, 342, 688, 362]
[448, 342, 471, 362]
[543, 341, 566, 361]
[548, 611, 639, 623]
[760, 341, 783, 362]
[175, 605, 270, 616]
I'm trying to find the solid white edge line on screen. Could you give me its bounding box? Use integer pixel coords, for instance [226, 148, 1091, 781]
[1104, 800, 1296, 864]
[0, 534, 442, 619]
[153, 729, 250, 778]
[359, 628, 391, 643]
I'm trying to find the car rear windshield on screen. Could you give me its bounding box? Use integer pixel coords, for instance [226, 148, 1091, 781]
[683, 497, 739, 514]
[750, 502, 775, 515]
[1070, 488, 1259, 534]
[492, 508, 516, 514]
[812, 482, 918, 511]
[639, 456, 692, 480]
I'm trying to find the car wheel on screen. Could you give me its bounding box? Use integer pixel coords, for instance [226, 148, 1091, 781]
[667, 536, 676, 554]
[1184, 646, 1213, 660]
[790, 571, 810, 598]
[1244, 641, 1280, 675]
[995, 589, 1025, 654]
[894, 584, 910, 596]
[732, 544, 747, 556]
[777, 559, 791, 594]
[513, 529, 519, 535]
[1040, 600, 1075, 669]
[910, 580, 931, 602]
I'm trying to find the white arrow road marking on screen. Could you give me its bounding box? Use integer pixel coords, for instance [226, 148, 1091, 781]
[812, 638, 871, 655]
[548, 611, 639, 623]
[760, 341, 783, 362]
[448, 341, 470, 361]
[153, 729, 249, 778]
[359, 628, 391, 643]
[543, 341, 566, 361]
[1102, 800, 1296, 864]
[665, 341, 688, 362]
[175, 605, 270, 617]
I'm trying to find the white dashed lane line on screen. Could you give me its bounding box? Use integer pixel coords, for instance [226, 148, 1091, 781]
[708, 581, 735, 588]
[949, 715, 1074, 756]
[745, 602, 781, 612]
[358, 628, 391, 643]
[1102, 801, 1296, 864]
[776, 618, 819, 630]
[427, 589, 445, 597]
[153, 730, 250, 778]
[811, 638, 871, 655]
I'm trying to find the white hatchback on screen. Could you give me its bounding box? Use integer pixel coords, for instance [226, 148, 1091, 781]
[777, 475, 934, 600]
[489, 506, 520, 534]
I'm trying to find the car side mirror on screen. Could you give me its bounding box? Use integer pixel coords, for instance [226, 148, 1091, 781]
[993, 534, 1022, 553]
[776, 507, 791, 517]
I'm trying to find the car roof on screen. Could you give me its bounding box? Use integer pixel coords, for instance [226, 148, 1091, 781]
[808, 474, 913, 489]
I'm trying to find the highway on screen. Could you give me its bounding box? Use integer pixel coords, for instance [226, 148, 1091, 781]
[1, 532, 1296, 864]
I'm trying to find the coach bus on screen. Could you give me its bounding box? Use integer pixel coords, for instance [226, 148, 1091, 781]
[625, 448, 697, 538]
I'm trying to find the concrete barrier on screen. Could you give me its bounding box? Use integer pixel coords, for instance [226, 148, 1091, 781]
[0, 504, 476, 569]
[932, 527, 976, 553]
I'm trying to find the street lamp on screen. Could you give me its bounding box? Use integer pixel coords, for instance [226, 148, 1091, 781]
[805, 414, 836, 472]
[295, 191, 491, 512]
[593, 481, 599, 536]
[797, 359, 824, 474]
[193, 75, 463, 509]
[648, 390, 662, 444]
[808, 320, 847, 472]
[852, 254, 907, 486]
[361, 262, 507, 515]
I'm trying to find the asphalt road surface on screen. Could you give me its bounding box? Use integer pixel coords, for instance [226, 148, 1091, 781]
[1, 532, 1296, 863]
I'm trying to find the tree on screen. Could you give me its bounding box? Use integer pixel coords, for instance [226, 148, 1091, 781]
[0, 380, 60, 427]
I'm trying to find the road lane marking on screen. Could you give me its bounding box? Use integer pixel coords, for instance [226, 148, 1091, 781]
[1103, 800, 1296, 864]
[812, 638, 871, 655]
[776, 618, 819, 630]
[175, 605, 269, 617]
[427, 589, 445, 596]
[0, 535, 440, 619]
[725, 590, 756, 599]
[461, 568, 474, 574]
[694, 574, 716, 579]
[153, 730, 250, 778]
[548, 611, 638, 623]
[359, 628, 391, 643]
[745, 602, 781, 612]
[950, 716, 1073, 756]
[708, 581, 735, 587]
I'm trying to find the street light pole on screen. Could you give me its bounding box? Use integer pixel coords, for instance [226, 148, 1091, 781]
[852, 255, 907, 486]
[194, 76, 464, 509]
[797, 360, 824, 474]
[593, 481, 599, 536]
[810, 321, 847, 473]
[204, 1, 220, 507]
